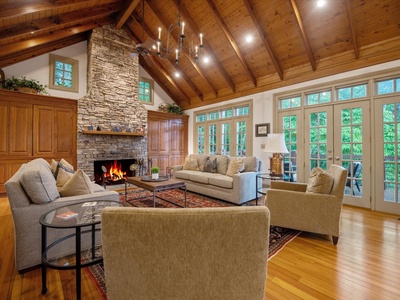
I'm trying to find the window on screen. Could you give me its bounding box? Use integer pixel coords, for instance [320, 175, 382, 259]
[376, 77, 400, 95]
[139, 77, 154, 105]
[279, 96, 301, 109]
[337, 83, 367, 100]
[49, 54, 78, 92]
[194, 101, 252, 156]
[306, 90, 331, 105]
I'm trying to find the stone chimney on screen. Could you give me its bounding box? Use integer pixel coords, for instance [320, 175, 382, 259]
[77, 24, 148, 179]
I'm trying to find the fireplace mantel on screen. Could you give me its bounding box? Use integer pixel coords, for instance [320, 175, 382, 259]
[82, 130, 144, 137]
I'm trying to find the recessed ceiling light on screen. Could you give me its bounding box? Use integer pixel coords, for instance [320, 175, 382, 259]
[316, 0, 326, 8]
[175, 72, 180, 78]
[203, 57, 210, 64]
[245, 35, 253, 43]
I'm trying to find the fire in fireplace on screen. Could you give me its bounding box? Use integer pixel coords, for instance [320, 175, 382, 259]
[94, 159, 141, 186]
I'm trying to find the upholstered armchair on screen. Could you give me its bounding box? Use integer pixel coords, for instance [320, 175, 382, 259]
[265, 164, 347, 245]
[101, 206, 270, 300]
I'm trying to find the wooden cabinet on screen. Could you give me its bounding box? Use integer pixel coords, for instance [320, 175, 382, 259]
[0, 90, 77, 193]
[148, 111, 188, 176]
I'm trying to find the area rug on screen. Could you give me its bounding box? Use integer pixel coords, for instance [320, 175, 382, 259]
[86, 189, 300, 299]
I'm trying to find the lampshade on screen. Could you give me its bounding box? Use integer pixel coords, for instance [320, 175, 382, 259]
[263, 133, 289, 153]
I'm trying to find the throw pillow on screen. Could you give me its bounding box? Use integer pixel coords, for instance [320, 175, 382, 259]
[210, 155, 230, 175]
[56, 168, 74, 188]
[306, 167, 334, 194]
[60, 158, 74, 170]
[202, 157, 217, 173]
[183, 159, 199, 170]
[54, 160, 75, 179]
[226, 158, 244, 176]
[59, 169, 94, 197]
[20, 163, 60, 204]
[50, 159, 58, 175]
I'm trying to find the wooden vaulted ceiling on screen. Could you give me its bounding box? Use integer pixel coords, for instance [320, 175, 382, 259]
[1, 0, 400, 110]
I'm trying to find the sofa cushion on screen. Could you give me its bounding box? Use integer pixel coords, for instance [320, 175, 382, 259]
[226, 158, 244, 176]
[20, 162, 60, 204]
[209, 174, 233, 189]
[196, 155, 210, 171]
[242, 157, 259, 172]
[306, 167, 334, 194]
[190, 173, 211, 184]
[56, 168, 74, 187]
[59, 169, 94, 197]
[210, 155, 230, 175]
[202, 157, 217, 173]
[174, 170, 198, 180]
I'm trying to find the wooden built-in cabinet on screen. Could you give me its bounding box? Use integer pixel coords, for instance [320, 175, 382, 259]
[148, 110, 188, 176]
[0, 90, 77, 193]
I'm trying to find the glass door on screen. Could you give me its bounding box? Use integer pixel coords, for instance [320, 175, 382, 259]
[375, 95, 400, 215]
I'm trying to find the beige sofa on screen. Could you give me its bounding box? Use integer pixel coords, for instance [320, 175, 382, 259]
[102, 206, 270, 300]
[5, 158, 120, 272]
[265, 164, 347, 244]
[173, 154, 262, 205]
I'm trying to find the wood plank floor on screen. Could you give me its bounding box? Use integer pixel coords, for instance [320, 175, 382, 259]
[1, 194, 399, 299]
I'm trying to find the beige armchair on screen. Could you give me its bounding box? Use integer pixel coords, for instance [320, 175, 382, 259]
[265, 164, 347, 245]
[101, 206, 270, 300]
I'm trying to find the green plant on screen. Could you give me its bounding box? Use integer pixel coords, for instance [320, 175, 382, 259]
[151, 167, 160, 174]
[166, 103, 184, 115]
[3, 76, 48, 94]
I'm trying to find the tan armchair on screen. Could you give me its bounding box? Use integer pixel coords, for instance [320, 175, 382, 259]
[265, 164, 347, 245]
[101, 206, 270, 300]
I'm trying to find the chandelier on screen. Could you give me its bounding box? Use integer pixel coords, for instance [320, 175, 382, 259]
[154, 1, 204, 64]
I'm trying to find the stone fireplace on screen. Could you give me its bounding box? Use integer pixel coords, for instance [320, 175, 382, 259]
[77, 25, 148, 179]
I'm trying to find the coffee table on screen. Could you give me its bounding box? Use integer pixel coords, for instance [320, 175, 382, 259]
[40, 200, 123, 300]
[125, 176, 187, 207]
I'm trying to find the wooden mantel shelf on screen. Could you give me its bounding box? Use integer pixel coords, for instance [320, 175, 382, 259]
[82, 130, 144, 137]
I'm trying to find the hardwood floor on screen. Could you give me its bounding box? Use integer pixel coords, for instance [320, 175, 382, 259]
[1, 194, 399, 299]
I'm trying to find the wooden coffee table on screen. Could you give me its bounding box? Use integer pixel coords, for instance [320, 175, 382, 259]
[125, 176, 187, 207]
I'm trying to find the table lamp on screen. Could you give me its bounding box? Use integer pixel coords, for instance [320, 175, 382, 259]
[263, 133, 289, 176]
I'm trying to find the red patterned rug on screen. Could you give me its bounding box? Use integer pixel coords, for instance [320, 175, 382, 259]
[85, 189, 300, 299]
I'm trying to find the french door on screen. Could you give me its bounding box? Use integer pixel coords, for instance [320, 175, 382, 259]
[302, 101, 371, 208]
[375, 95, 400, 215]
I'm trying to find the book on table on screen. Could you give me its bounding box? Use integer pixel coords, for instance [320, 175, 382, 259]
[56, 211, 78, 220]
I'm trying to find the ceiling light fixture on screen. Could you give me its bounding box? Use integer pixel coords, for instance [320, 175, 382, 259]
[156, 0, 204, 64]
[245, 35, 253, 43]
[316, 0, 326, 8]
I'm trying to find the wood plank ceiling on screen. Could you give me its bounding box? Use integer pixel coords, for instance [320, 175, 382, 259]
[1, 0, 400, 110]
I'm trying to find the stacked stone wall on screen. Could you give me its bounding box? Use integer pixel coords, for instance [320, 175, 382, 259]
[77, 24, 147, 179]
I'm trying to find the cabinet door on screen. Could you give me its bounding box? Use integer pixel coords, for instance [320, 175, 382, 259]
[33, 105, 55, 156]
[0, 101, 8, 155]
[169, 119, 181, 154]
[9, 102, 33, 157]
[54, 107, 76, 156]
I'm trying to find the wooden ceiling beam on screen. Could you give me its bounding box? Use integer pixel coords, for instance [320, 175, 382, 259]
[344, 0, 360, 59]
[289, 0, 317, 71]
[242, 0, 283, 80]
[0, 0, 92, 25]
[140, 2, 204, 100]
[170, 0, 236, 93]
[115, 0, 140, 29]
[0, 4, 121, 45]
[0, 16, 112, 58]
[205, 0, 257, 87]
[0, 33, 87, 68]
[146, 55, 191, 105]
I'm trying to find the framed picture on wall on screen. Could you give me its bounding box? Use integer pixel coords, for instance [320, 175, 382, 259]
[255, 123, 270, 137]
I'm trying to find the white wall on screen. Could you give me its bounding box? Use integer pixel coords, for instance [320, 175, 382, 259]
[3, 41, 88, 100]
[184, 59, 400, 166]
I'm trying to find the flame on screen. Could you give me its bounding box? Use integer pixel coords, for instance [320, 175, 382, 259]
[106, 160, 126, 181]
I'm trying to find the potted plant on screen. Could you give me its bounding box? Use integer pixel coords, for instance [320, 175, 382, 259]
[2, 76, 48, 95]
[151, 167, 160, 180]
[166, 103, 185, 115]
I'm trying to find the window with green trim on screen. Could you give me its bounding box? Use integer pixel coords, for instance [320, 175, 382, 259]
[49, 54, 78, 92]
[139, 77, 154, 105]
